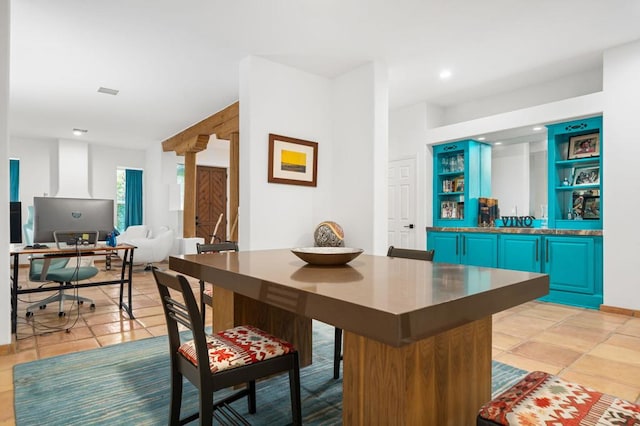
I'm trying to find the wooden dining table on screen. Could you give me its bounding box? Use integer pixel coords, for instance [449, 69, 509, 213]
[169, 248, 549, 425]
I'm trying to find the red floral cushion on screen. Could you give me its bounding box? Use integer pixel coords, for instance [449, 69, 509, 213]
[478, 371, 640, 425]
[178, 325, 295, 374]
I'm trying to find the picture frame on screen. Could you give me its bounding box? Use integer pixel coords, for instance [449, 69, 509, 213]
[453, 177, 464, 193]
[572, 165, 600, 186]
[268, 134, 318, 187]
[441, 201, 457, 219]
[582, 195, 600, 220]
[567, 133, 600, 160]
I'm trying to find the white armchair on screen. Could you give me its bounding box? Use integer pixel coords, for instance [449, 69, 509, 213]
[117, 225, 174, 270]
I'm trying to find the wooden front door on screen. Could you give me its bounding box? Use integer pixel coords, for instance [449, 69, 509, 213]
[196, 166, 227, 242]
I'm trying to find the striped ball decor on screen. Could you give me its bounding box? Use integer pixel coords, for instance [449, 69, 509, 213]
[314, 221, 344, 247]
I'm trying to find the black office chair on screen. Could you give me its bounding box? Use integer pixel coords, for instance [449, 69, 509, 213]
[196, 241, 239, 326]
[153, 270, 302, 425]
[332, 245, 435, 379]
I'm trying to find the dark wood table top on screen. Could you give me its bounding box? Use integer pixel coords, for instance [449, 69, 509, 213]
[170, 249, 549, 347]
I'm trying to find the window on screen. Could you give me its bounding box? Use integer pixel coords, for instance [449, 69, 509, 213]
[116, 168, 143, 231]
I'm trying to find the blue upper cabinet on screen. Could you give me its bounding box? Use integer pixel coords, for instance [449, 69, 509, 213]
[433, 140, 492, 227]
[546, 116, 602, 230]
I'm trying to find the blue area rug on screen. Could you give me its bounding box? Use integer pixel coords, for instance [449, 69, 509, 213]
[14, 321, 526, 425]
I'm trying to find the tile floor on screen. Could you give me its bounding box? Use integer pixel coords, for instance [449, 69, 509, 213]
[1, 263, 640, 425]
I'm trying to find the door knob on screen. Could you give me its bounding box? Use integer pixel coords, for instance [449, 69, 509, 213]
[403, 224, 415, 229]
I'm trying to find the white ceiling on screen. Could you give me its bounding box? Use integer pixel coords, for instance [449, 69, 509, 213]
[8, 1, 640, 150]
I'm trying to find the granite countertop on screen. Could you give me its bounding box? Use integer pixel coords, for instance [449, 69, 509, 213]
[426, 226, 603, 236]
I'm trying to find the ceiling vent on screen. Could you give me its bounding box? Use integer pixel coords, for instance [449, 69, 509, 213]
[97, 86, 119, 96]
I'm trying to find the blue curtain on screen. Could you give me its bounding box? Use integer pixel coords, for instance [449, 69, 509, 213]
[9, 159, 19, 202]
[124, 169, 143, 228]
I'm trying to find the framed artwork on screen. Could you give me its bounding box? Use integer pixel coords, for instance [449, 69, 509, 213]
[572, 192, 585, 217]
[268, 134, 318, 187]
[583, 196, 600, 220]
[568, 133, 600, 160]
[572, 165, 600, 186]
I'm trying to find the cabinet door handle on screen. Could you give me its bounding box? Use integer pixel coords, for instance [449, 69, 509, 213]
[455, 235, 459, 255]
[545, 240, 549, 263]
[462, 235, 466, 256]
[535, 239, 539, 262]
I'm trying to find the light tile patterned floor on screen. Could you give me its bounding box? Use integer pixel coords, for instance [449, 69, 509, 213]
[1, 263, 640, 424]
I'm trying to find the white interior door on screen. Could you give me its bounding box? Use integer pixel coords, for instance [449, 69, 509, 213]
[388, 157, 416, 249]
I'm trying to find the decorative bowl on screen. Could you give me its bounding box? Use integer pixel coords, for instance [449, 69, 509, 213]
[291, 247, 363, 266]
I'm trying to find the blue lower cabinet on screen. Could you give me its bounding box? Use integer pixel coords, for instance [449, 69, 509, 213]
[461, 232, 497, 267]
[498, 234, 542, 273]
[428, 231, 460, 264]
[427, 231, 497, 267]
[428, 231, 603, 309]
[542, 236, 602, 309]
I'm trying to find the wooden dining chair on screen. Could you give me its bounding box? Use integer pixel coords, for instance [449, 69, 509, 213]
[332, 245, 435, 379]
[196, 241, 239, 326]
[153, 270, 302, 425]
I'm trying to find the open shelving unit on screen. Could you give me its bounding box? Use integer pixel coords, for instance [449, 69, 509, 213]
[547, 116, 602, 230]
[432, 140, 491, 227]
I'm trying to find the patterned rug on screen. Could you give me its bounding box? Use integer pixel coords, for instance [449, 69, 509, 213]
[14, 321, 527, 425]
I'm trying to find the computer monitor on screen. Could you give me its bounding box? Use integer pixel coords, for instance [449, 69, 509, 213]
[33, 197, 115, 244]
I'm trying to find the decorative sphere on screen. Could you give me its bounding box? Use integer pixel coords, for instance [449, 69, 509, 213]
[314, 221, 345, 247]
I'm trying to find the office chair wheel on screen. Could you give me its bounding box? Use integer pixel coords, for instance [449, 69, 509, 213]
[40, 305, 46, 309]
[58, 312, 65, 317]
[26, 311, 33, 318]
[90, 303, 96, 309]
[78, 300, 84, 305]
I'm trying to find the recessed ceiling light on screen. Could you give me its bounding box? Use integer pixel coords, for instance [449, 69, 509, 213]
[97, 86, 119, 96]
[477, 137, 486, 141]
[533, 126, 543, 131]
[73, 128, 88, 136]
[494, 142, 502, 145]
[439, 69, 452, 80]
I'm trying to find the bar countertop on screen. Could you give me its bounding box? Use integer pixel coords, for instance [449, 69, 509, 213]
[169, 249, 549, 347]
[426, 226, 603, 236]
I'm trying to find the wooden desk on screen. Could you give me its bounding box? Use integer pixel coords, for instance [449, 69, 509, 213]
[10, 244, 136, 334]
[169, 249, 549, 425]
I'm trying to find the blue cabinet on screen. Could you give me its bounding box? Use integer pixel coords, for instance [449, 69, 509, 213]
[428, 231, 497, 267]
[498, 234, 542, 273]
[541, 235, 602, 309]
[430, 230, 603, 309]
[547, 116, 602, 230]
[433, 140, 491, 227]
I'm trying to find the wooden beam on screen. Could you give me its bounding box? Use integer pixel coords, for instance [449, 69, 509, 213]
[175, 134, 210, 156]
[229, 132, 239, 242]
[162, 101, 239, 152]
[183, 152, 197, 238]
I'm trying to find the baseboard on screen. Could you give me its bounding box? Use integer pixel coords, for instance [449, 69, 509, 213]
[600, 304, 640, 317]
[0, 335, 16, 355]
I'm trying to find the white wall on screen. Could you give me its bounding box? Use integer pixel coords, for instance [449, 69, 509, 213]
[602, 39, 640, 310]
[442, 68, 603, 125]
[1, 0, 11, 346]
[239, 56, 333, 250]
[331, 62, 389, 254]
[239, 56, 387, 253]
[492, 143, 530, 216]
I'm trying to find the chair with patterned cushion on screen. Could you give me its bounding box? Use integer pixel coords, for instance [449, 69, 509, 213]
[477, 370, 640, 425]
[196, 241, 239, 326]
[25, 254, 99, 317]
[332, 245, 435, 379]
[152, 270, 302, 425]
